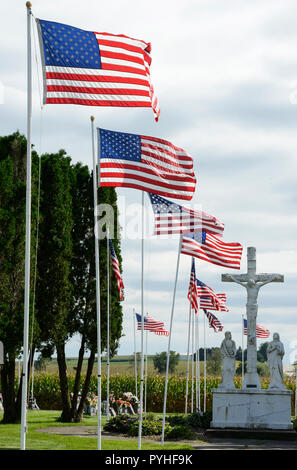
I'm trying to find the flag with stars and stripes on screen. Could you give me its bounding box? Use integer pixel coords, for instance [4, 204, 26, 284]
[181, 231, 243, 269]
[148, 193, 224, 235]
[188, 258, 199, 314]
[109, 239, 124, 301]
[199, 293, 228, 312]
[98, 128, 196, 200]
[243, 319, 270, 339]
[196, 279, 226, 312]
[203, 310, 223, 332]
[135, 313, 164, 331]
[36, 19, 160, 121]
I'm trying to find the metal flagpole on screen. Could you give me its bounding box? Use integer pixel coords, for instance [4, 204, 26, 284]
[161, 234, 183, 445]
[191, 310, 194, 413]
[133, 308, 137, 397]
[196, 313, 200, 411]
[203, 313, 207, 412]
[91, 116, 102, 450]
[185, 302, 192, 414]
[242, 314, 244, 387]
[144, 329, 148, 414]
[21, 1, 33, 450]
[106, 228, 110, 421]
[138, 191, 145, 450]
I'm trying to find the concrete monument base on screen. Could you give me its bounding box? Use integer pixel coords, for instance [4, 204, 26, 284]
[211, 388, 293, 430]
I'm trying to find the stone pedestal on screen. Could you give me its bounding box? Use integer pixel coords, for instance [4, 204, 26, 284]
[211, 389, 293, 430]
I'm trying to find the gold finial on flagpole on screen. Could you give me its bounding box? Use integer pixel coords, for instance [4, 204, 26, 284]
[90, 115, 95, 121]
[26, 2, 32, 8]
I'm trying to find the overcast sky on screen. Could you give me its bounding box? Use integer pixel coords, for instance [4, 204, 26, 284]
[1, 0, 297, 365]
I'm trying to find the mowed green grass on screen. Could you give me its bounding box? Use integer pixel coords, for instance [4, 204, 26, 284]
[0, 411, 195, 451]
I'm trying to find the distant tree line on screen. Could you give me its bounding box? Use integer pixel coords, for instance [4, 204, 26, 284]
[0, 132, 123, 423]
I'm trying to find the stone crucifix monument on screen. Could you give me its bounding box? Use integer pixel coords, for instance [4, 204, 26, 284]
[211, 247, 293, 431]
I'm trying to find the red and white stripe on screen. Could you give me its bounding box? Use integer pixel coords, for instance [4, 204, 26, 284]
[154, 207, 224, 236]
[181, 233, 243, 269]
[199, 294, 228, 312]
[244, 324, 270, 339]
[154, 328, 169, 336]
[41, 30, 160, 121]
[188, 272, 199, 314]
[110, 252, 124, 301]
[100, 135, 196, 200]
[137, 315, 164, 331]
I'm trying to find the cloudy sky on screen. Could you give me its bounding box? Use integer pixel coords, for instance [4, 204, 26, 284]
[1, 0, 297, 365]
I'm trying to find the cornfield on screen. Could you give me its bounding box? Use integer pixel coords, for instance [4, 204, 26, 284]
[30, 373, 297, 414]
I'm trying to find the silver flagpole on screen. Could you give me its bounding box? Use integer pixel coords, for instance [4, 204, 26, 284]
[138, 191, 145, 450]
[133, 308, 137, 397]
[144, 328, 148, 414]
[161, 234, 183, 445]
[185, 301, 191, 415]
[21, 1, 33, 450]
[191, 309, 194, 413]
[203, 313, 206, 412]
[196, 313, 200, 411]
[242, 314, 244, 387]
[91, 117, 102, 450]
[106, 228, 110, 421]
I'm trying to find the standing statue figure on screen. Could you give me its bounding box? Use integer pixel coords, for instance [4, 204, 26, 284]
[267, 333, 287, 391]
[218, 331, 237, 390]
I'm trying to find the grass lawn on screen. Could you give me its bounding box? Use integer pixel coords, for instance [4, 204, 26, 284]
[0, 411, 195, 451]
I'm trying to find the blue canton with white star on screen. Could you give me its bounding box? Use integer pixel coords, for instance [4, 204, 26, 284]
[187, 231, 206, 244]
[99, 129, 141, 161]
[38, 19, 101, 69]
[148, 193, 182, 214]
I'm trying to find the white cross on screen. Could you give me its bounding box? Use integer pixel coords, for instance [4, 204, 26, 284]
[222, 247, 284, 389]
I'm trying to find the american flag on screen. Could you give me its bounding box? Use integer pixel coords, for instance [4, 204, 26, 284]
[203, 310, 224, 333]
[109, 240, 124, 301]
[199, 294, 228, 312]
[98, 128, 196, 200]
[148, 193, 224, 236]
[37, 19, 160, 121]
[154, 328, 169, 336]
[181, 231, 243, 269]
[243, 319, 270, 339]
[196, 279, 226, 312]
[135, 313, 164, 331]
[188, 258, 199, 314]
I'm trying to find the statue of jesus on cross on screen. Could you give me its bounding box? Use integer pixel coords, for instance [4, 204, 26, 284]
[222, 247, 284, 389]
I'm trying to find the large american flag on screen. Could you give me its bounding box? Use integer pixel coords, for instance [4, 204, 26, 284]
[199, 294, 228, 312]
[181, 231, 243, 269]
[196, 279, 226, 311]
[37, 19, 160, 121]
[204, 310, 224, 333]
[243, 319, 270, 339]
[135, 313, 164, 331]
[98, 128, 196, 200]
[188, 258, 199, 314]
[109, 240, 124, 301]
[148, 193, 224, 236]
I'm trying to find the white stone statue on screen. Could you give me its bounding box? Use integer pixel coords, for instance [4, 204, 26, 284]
[267, 332, 287, 391]
[218, 331, 236, 389]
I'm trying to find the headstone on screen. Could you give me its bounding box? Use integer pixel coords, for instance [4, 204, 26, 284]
[211, 247, 293, 430]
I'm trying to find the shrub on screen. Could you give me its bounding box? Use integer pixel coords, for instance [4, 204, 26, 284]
[165, 424, 195, 440]
[103, 414, 136, 434]
[167, 414, 188, 426]
[128, 418, 164, 436]
[186, 411, 212, 429]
